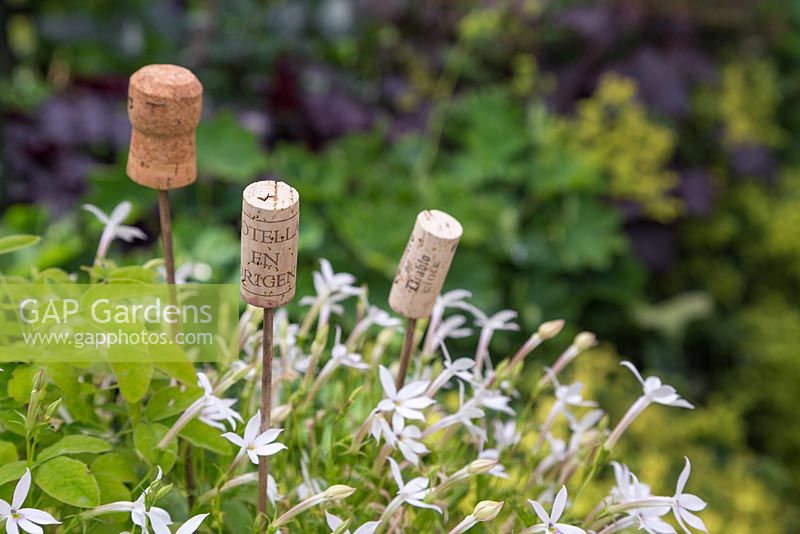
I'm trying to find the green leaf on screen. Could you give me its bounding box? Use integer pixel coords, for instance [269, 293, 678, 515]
[35, 457, 100, 508]
[93, 472, 131, 503]
[37, 435, 112, 463]
[46, 364, 94, 422]
[0, 441, 17, 465]
[145, 385, 199, 422]
[179, 419, 232, 455]
[0, 461, 26, 486]
[133, 423, 177, 473]
[110, 361, 153, 403]
[0, 234, 41, 255]
[196, 112, 269, 182]
[156, 360, 197, 385]
[7, 365, 35, 403]
[91, 453, 138, 484]
[0, 411, 25, 437]
[557, 197, 627, 271]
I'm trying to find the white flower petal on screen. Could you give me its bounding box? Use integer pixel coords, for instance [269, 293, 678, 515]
[680, 510, 708, 532]
[551, 486, 568, 523]
[16, 518, 43, 534]
[175, 513, 209, 534]
[13, 469, 31, 510]
[244, 412, 262, 444]
[379, 366, 397, 399]
[18, 509, 59, 525]
[678, 494, 707, 512]
[325, 511, 344, 531]
[620, 360, 646, 387]
[397, 381, 429, 401]
[528, 499, 549, 524]
[676, 457, 691, 495]
[82, 204, 110, 224]
[254, 443, 287, 457]
[388, 458, 404, 490]
[221, 432, 244, 448]
[353, 521, 381, 534]
[254, 428, 283, 447]
[405, 499, 442, 514]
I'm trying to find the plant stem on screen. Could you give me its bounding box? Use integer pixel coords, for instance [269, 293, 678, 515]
[158, 188, 194, 506]
[158, 189, 177, 297]
[395, 318, 417, 389]
[258, 307, 275, 531]
[183, 440, 196, 507]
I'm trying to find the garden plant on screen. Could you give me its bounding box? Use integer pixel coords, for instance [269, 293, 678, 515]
[0, 61, 712, 533]
[2, 0, 799, 532]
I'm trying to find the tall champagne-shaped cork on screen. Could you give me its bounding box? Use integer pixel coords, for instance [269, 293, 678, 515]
[241, 180, 300, 308]
[127, 64, 203, 190]
[389, 210, 463, 319]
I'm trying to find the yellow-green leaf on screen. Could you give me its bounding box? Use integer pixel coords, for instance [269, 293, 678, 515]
[35, 457, 100, 508]
[37, 435, 112, 463]
[0, 235, 41, 255]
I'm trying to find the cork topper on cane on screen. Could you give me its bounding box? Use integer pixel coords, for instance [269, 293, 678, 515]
[126, 63, 203, 292]
[240, 180, 300, 530]
[128, 64, 203, 505]
[127, 64, 203, 190]
[389, 210, 463, 388]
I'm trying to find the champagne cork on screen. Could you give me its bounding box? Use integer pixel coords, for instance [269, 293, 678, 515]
[127, 64, 203, 190]
[240, 180, 300, 308]
[389, 210, 463, 319]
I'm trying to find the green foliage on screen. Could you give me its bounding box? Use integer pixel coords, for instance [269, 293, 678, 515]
[562, 74, 682, 222]
[37, 435, 112, 463]
[36, 457, 101, 508]
[196, 112, 270, 182]
[719, 59, 785, 148]
[0, 235, 41, 256]
[2, 0, 799, 529]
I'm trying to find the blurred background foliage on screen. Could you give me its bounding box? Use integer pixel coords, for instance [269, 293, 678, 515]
[2, 0, 800, 528]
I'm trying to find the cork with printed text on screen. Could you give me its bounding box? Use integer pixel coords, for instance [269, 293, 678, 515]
[389, 210, 463, 319]
[240, 180, 300, 308]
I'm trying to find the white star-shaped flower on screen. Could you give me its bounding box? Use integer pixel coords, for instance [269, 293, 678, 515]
[671, 458, 708, 533]
[388, 458, 442, 514]
[82, 201, 146, 260]
[0, 469, 60, 534]
[222, 410, 287, 465]
[391, 417, 429, 466]
[621, 361, 694, 408]
[324, 511, 380, 534]
[376, 366, 435, 429]
[527, 486, 585, 534]
[196, 372, 243, 431]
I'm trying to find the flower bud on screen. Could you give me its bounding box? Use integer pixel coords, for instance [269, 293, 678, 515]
[574, 331, 597, 351]
[153, 483, 173, 502]
[467, 458, 497, 475]
[537, 320, 565, 340]
[472, 500, 504, 522]
[376, 327, 395, 345]
[45, 398, 63, 418]
[312, 323, 330, 351]
[32, 368, 47, 391]
[271, 404, 291, 423]
[323, 485, 356, 501]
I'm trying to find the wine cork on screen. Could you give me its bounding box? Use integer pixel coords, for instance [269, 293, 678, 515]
[127, 64, 203, 190]
[240, 180, 300, 309]
[389, 210, 463, 319]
